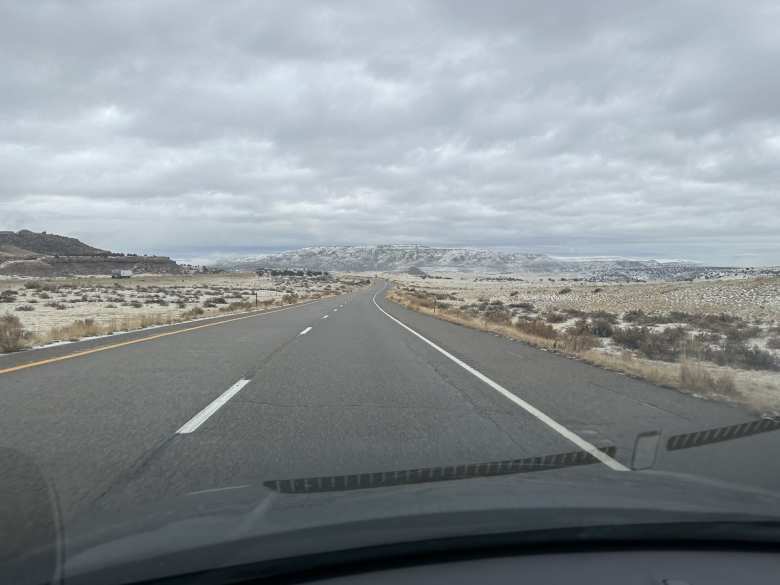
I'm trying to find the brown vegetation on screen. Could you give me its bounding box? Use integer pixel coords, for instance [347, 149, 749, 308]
[388, 286, 778, 412]
[0, 313, 28, 352]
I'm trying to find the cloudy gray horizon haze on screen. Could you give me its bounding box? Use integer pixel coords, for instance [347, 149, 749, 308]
[1, 1, 779, 265]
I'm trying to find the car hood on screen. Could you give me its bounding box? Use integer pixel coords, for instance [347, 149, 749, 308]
[62, 464, 780, 584]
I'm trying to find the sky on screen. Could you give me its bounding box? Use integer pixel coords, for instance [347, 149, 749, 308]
[1, 1, 779, 265]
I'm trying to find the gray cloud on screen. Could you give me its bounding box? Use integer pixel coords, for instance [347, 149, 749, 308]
[1, 0, 779, 264]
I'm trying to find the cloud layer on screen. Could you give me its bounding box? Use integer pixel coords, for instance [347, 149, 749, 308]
[2, 1, 779, 264]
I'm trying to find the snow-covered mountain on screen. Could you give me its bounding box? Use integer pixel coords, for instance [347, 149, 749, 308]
[221, 245, 547, 272]
[215, 245, 719, 281]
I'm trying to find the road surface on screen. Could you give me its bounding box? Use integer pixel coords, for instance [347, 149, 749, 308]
[1, 280, 778, 526]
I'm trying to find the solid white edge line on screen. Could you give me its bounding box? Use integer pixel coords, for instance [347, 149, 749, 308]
[371, 286, 629, 472]
[177, 379, 251, 434]
[300, 326, 313, 335]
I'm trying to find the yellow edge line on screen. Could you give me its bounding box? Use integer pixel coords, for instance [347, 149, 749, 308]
[0, 299, 322, 376]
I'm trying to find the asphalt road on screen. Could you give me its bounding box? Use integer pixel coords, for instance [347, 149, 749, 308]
[1, 280, 778, 527]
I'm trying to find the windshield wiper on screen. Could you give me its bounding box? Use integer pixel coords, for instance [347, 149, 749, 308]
[264, 446, 617, 493]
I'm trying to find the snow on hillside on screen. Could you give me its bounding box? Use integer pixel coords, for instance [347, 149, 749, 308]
[213, 245, 738, 281]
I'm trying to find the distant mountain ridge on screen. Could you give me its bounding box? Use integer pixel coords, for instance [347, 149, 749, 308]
[216, 244, 720, 281]
[222, 245, 552, 272]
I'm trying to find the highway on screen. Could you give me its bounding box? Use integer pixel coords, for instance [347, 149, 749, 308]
[1, 279, 778, 528]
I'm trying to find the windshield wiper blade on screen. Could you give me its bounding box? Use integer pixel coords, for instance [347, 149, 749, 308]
[667, 417, 780, 451]
[264, 445, 617, 494]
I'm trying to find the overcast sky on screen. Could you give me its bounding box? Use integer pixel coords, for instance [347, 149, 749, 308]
[1, 1, 779, 265]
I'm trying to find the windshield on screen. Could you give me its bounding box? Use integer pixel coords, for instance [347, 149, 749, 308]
[1, 2, 779, 584]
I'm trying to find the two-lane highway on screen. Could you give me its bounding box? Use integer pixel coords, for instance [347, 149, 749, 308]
[1, 280, 778, 529]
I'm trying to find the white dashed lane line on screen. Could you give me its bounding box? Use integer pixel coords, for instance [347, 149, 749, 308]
[177, 379, 251, 434]
[322, 315, 329, 319]
[299, 327, 313, 335]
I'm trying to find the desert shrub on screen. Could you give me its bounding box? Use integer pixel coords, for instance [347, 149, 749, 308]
[509, 291, 519, 297]
[590, 318, 614, 338]
[667, 311, 693, 322]
[566, 318, 592, 336]
[409, 294, 435, 309]
[515, 319, 558, 339]
[45, 301, 68, 310]
[129, 300, 143, 309]
[139, 314, 167, 328]
[203, 300, 217, 308]
[544, 312, 567, 323]
[0, 290, 17, 303]
[37, 292, 51, 299]
[509, 301, 534, 311]
[433, 292, 458, 301]
[613, 326, 649, 350]
[657, 312, 752, 340]
[558, 287, 573, 295]
[281, 293, 298, 304]
[705, 341, 778, 371]
[182, 306, 205, 319]
[767, 337, 780, 350]
[694, 331, 722, 344]
[0, 313, 28, 352]
[562, 332, 600, 352]
[613, 326, 691, 362]
[561, 308, 586, 317]
[105, 304, 117, 308]
[223, 301, 253, 312]
[484, 304, 511, 324]
[592, 287, 604, 293]
[176, 301, 187, 309]
[636, 326, 690, 362]
[15, 305, 35, 312]
[589, 310, 618, 324]
[725, 325, 761, 342]
[24, 282, 42, 290]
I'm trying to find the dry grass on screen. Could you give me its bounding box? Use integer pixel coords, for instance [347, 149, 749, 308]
[0, 272, 362, 351]
[383, 272, 780, 321]
[679, 361, 737, 395]
[23, 292, 320, 348]
[1, 313, 28, 352]
[389, 288, 780, 414]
